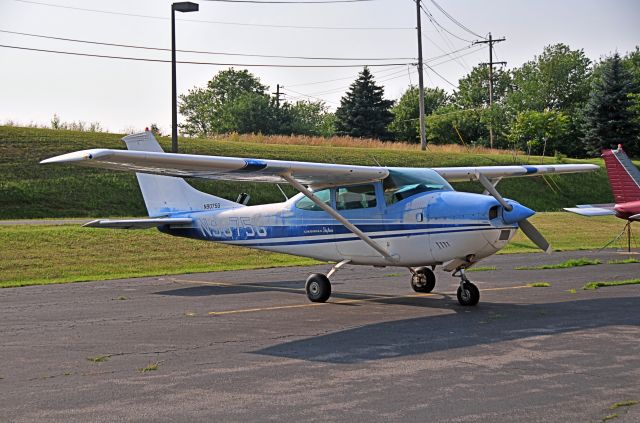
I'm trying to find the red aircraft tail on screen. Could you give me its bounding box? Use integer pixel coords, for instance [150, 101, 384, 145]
[602, 145, 640, 204]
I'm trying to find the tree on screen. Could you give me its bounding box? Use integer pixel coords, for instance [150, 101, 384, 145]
[508, 44, 592, 114]
[218, 92, 278, 135]
[149, 123, 162, 137]
[509, 110, 570, 156]
[179, 68, 272, 136]
[582, 53, 640, 156]
[389, 86, 449, 143]
[282, 100, 333, 137]
[455, 65, 512, 109]
[335, 67, 394, 140]
[425, 106, 488, 146]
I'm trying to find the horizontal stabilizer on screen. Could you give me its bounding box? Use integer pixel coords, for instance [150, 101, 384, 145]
[630, 214, 640, 221]
[563, 206, 616, 217]
[83, 217, 193, 229]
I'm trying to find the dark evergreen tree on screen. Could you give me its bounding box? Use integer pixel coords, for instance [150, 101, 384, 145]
[335, 67, 394, 140]
[582, 53, 640, 156]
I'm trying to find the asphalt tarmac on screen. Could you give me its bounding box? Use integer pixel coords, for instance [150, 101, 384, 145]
[1, 250, 639, 422]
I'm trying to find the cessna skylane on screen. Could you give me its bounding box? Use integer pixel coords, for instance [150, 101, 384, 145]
[565, 145, 640, 250]
[41, 131, 599, 306]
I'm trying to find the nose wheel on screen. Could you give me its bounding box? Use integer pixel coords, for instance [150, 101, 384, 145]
[453, 269, 480, 306]
[305, 273, 331, 302]
[304, 260, 350, 303]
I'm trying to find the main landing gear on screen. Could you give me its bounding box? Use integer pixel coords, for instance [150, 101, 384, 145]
[410, 266, 436, 293]
[453, 268, 480, 306]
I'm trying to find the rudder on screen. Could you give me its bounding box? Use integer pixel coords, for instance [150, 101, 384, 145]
[602, 145, 640, 204]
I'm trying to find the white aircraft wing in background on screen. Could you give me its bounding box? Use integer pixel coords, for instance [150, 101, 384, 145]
[563, 204, 616, 217]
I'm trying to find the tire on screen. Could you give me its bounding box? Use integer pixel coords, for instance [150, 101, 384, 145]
[457, 282, 480, 306]
[305, 273, 331, 303]
[411, 267, 436, 293]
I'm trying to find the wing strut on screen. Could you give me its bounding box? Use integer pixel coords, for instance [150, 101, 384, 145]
[281, 174, 396, 262]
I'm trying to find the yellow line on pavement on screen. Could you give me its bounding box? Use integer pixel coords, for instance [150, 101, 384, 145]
[208, 292, 439, 316]
[170, 277, 531, 317]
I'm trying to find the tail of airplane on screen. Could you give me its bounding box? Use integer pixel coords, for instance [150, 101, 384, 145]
[602, 145, 640, 204]
[123, 131, 241, 217]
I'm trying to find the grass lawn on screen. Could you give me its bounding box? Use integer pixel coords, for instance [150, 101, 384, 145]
[0, 213, 630, 288]
[0, 126, 614, 218]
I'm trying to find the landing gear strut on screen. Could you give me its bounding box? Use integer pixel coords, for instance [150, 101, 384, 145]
[410, 266, 436, 293]
[453, 268, 480, 306]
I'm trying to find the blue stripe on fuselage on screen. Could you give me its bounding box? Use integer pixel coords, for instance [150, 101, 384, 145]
[162, 222, 513, 247]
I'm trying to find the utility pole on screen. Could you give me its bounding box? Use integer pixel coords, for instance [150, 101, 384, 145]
[415, 0, 427, 151]
[272, 84, 284, 108]
[473, 33, 506, 149]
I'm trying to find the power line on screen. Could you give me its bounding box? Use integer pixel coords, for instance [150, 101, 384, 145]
[0, 29, 415, 61]
[304, 67, 412, 96]
[0, 43, 414, 67]
[424, 63, 457, 88]
[281, 87, 340, 104]
[418, 1, 472, 71]
[419, 1, 472, 44]
[428, 0, 485, 40]
[286, 45, 479, 95]
[11, 0, 410, 31]
[286, 64, 408, 87]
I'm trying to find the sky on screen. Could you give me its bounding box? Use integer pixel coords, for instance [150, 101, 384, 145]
[0, 0, 638, 134]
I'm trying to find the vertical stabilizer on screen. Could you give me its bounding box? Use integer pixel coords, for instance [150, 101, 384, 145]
[602, 145, 640, 204]
[122, 132, 241, 217]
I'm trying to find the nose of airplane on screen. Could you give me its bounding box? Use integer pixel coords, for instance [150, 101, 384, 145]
[502, 201, 535, 224]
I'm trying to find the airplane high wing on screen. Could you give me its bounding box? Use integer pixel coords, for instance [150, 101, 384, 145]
[41, 148, 599, 187]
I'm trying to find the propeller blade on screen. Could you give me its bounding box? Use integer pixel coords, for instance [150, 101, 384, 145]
[519, 218, 552, 254]
[475, 172, 513, 211]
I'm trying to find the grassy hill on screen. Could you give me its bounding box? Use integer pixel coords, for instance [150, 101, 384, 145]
[0, 125, 616, 219]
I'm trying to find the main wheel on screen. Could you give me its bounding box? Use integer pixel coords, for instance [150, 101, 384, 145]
[305, 273, 331, 303]
[411, 267, 436, 293]
[457, 282, 480, 306]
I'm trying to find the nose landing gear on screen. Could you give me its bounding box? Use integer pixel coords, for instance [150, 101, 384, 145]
[453, 268, 480, 306]
[305, 259, 351, 303]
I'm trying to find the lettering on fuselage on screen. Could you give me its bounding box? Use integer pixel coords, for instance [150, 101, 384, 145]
[203, 203, 222, 210]
[199, 216, 267, 239]
[303, 226, 334, 235]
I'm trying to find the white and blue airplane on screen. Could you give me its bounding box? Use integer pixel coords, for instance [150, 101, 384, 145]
[41, 131, 598, 306]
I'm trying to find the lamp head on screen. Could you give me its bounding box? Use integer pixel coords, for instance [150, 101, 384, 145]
[173, 2, 199, 13]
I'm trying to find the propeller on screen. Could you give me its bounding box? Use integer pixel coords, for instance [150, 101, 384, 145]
[475, 172, 552, 254]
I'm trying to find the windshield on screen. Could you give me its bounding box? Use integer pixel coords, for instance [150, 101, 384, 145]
[383, 168, 453, 205]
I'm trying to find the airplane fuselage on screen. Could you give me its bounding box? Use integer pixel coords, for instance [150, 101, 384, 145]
[161, 189, 521, 267]
[614, 200, 640, 220]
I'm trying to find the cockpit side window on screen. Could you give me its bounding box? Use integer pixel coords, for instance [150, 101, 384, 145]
[336, 184, 377, 210]
[295, 188, 331, 211]
[383, 168, 453, 205]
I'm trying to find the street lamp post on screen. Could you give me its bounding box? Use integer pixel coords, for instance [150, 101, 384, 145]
[171, 1, 199, 153]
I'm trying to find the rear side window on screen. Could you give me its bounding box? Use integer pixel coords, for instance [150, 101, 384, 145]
[295, 189, 331, 211]
[336, 184, 377, 210]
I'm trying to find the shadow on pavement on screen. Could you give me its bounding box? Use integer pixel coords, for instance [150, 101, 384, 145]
[254, 296, 640, 363]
